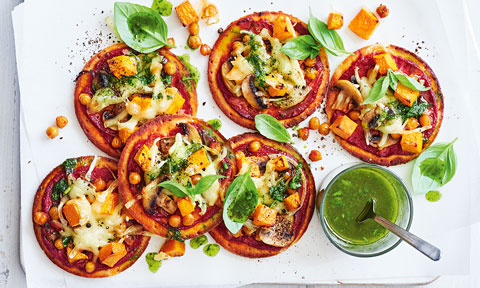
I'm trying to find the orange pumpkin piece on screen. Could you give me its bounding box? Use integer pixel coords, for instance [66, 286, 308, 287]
[272, 15, 296, 41]
[187, 149, 211, 170]
[175, 1, 199, 26]
[252, 204, 277, 227]
[177, 198, 195, 217]
[100, 192, 119, 215]
[373, 53, 398, 75]
[66, 247, 88, 264]
[134, 144, 151, 171]
[273, 155, 289, 171]
[348, 8, 379, 40]
[394, 83, 419, 107]
[329, 115, 358, 140]
[327, 12, 344, 30]
[98, 242, 128, 267]
[400, 132, 423, 154]
[165, 90, 186, 114]
[160, 239, 185, 257]
[236, 155, 261, 177]
[284, 192, 301, 211]
[107, 55, 137, 79]
[63, 201, 81, 227]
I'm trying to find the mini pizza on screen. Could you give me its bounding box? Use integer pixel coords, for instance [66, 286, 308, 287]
[32, 156, 150, 278]
[210, 133, 316, 258]
[326, 44, 444, 166]
[208, 11, 329, 129]
[118, 115, 236, 239]
[75, 43, 198, 158]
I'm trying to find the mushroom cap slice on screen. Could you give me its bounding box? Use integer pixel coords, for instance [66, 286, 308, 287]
[221, 60, 242, 96]
[241, 74, 269, 110]
[141, 177, 162, 213]
[332, 79, 363, 113]
[257, 215, 294, 247]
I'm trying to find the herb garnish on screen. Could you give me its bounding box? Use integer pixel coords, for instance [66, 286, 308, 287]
[166, 228, 184, 242]
[51, 178, 69, 201]
[62, 158, 77, 174]
[254, 114, 292, 143]
[207, 119, 222, 130]
[157, 174, 225, 199]
[269, 180, 287, 207]
[289, 163, 303, 190]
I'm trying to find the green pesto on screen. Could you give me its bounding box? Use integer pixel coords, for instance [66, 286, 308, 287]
[203, 244, 220, 257]
[426, 190, 442, 202]
[190, 235, 208, 249]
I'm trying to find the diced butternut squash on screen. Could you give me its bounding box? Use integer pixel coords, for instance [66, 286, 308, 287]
[273, 155, 289, 171]
[175, 1, 199, 26]
[107, 55, 137, 79]
[177, 198, 195, 217]
[373, 53, 398, 75]
[348, 8, 379, 40]
[66, 247, 88, 264]
[100, 192, 118, 215]
[232, 229, 243, 238]
[160, 239, 185, 257]
[187, 149, 210, 170]
[329, 115, 358, 140]
[134, 144, 151, 171]
[236, 156, 261, 177]
[252, 204, 277, 227]
[63, 201, 81, 227]
[394, 82, 419, 107]
[400, 132, 423, 154]
[284, 192, 301, 211]
[327, 12, 344, 30]
[165, 89, 186, 114]
[98, 242, 127, 267]
[118, 128, 136, 144]
[130, 96, 152, 111]
[272, 15, 296, 41]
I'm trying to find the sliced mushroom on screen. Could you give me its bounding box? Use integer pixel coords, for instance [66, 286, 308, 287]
[368, 132, 400, 149]
[362, 109, 378, 129]
[241, 74, 269, 110]
[242, 220, 259, 236]
[332, 80, 363, 113]
[159, 137, 175, 154]
[178, 123, 202, 143]
[141, 177, 162, 214]
[221, 60, 242, 96]
[257, 215, 294, 247]
[155, 193, 178, 214]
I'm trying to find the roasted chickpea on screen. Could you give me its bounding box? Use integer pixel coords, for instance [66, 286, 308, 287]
[304, 57, 317, 67]
[200, 44, 212, 56]
[309, 117, 320, 130]
[168, 215, 182, 228]
[188, 35, 202, 49]
[111, 137, 122, 148]
[56, 116, 68, 129]
[167, 37, 175, 48]
[235, 151, 245, 160]
[232, 41, 243, 52]
[164, 62, 177, 75]
[376, 4, 389, 18]
[54, 238, 64, 250]
[297, 128, 309, 140]
[46, 126, 59, 139]
[182, 214, 195, 226]
[93, 178, 106, 191]
[188, 22, 200, 36]
[405, 118, 420, 130]
[49, 207, 59, 221]
[85, 262, 96, 273]
[242, 34, 251, 43]
[34, 212, 48, 225]
[249, 141, 261, 153]
[305, 68, 318, 80]
[318, 123, 330, 135]
[79, 93, 91, 106]
[309, 150, 322, 162]
[347, 110, 360, 121]
[419, 114, 432, 127]
[129, 172, 141, 185]
[191, 174, 202, 185]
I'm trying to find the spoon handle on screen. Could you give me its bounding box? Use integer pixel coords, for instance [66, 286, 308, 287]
[374, 215, 441, 261]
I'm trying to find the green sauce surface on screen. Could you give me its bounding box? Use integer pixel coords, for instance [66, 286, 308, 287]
[324, 167, 399, 244]
[426, 190, 442, 202]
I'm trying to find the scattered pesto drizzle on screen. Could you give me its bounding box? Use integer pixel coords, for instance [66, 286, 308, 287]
[425, 190, 442, 202]
[145, 252, 162, 273]
[178, 54, 200, 86]
[203, 244, 220, 257]
[190, 235, 208, 249]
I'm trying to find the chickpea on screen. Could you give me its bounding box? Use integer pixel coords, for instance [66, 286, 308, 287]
[56, 116, 68, 129]
[54, 238, 64, 250]
[188, 22, 200, 36]
[318, 123, 330, 136]
[235, 151, 245, 160]
[34, 212, 48, 225]
[376, 4, 389, 18]
[347, 110, 360, 121]
[93, 178, 106, 191]
[128, 172, 141, 185]
[191, 174, 202, 185]
[49, 207, 59, 221]
[166, 37, 175, 48]
[164, 62, 177, 75]
[200, 44, 212, 56]
[419, 114, 432, 127]
[304, 57, 317, 67]
[297, 128, 310, 140]
[305, 68, 318, 80]
[309, 150, 322, 162]
[85, 262, 96, 273]
[405, 118, 420, 130]
[242, 34, 251, 43]
[168, 215, 182, 228]
[182, 214, 195, 226]
[309, 117, 320, 130]
[111, 137, 122, 148]
[188, 35, 202, 49]
[79, 93, 91, 106]
[249, 141, 261, 153]
[46, 126, 59, 139]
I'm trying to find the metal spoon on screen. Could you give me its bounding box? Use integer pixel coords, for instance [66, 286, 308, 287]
[356, 199, 441, 261]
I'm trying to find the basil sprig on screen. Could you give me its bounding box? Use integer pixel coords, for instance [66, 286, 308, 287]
[114, 2, 172, 53]
[363, 69, 431, 104]
[254, 114, 292, 143]
[281, 8, 351, 59]
[223, 169, 258, 234]
[411, 138, 458, 194]
[157, 174, 225, 199]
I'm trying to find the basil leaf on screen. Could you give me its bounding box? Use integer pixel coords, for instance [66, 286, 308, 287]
[443, 144, 457, 185]
[145, 252, 162, 273]
[308, 9, 352, 56]
[254, 114, 292, 143]
[191, 175, 225, 195]
[223, 171, 258, 234]
[151, 0, 172, 16]
[419, 158, 446, 184]
[157, 180, 188, 197]
[52, 178, 69, 201]
[280, 35, 321, 60]
[114, 2, 170, 53]
[362, 76, 389, 104]
[207, 119, 222, 130]
[392, 71, 430, 91]
[387, 69, 398, 91]
[62, 158, 77, 174]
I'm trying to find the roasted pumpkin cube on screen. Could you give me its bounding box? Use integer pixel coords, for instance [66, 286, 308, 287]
[373, 53, 398, 75]
[134, 144, 151, 171]
[98, 242, 127, 267]
[284, 192, 301, 211]
[327, 12, 344, 30]
[187, 149, 211, 170]
[177, 198, 195, 217]
[130, 96, 152, 110]
[175, 0, 199, 26]
[66, 247, 88, 264]
[100, 192, 119, 215]
[237, 156, 261, 177]
[348, 7, 379, 40]
[394, 82, 419, 107]
[273, 155, 289, 171]
[107, 55, 137, 79]
[252, 204, 277, 227]
[160, 239, 185, 257]
[329, 115, 358, 140]
[272, 15, 296, 41]
[165, 88, 186, 114]
[400, 132, 423, 154]
[63, 201, 82, 227]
